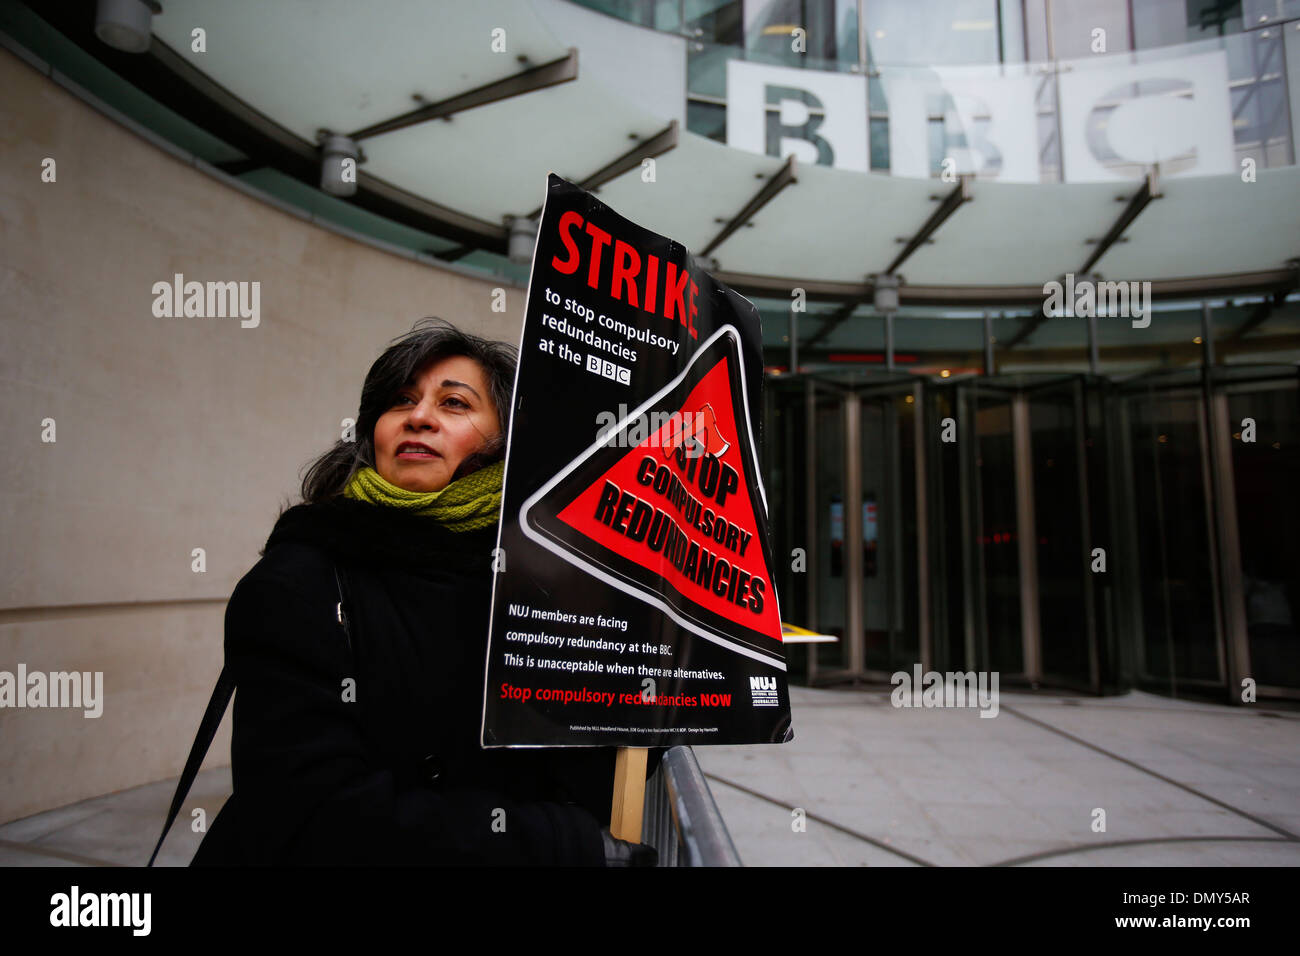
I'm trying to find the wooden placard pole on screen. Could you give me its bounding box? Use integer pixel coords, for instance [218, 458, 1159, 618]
[609, 746, 649, 842]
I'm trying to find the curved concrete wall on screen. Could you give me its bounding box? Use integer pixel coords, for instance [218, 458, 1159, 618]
[0, 46, 525, 823]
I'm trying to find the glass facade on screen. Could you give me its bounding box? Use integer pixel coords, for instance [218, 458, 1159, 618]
[762, 303, 1299, 702]
[576, 0, 1299, 180]
[1227, 376, 1300, 689]
[577, 0, 1293, 59]
[1121, 380, 1223, 687]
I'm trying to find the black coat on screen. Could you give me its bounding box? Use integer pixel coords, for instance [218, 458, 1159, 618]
[192, 496, 653, 866]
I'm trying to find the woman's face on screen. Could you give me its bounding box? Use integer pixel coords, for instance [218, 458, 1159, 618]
[373, 355, 501, 493]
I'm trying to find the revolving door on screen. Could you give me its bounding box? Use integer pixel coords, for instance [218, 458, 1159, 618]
[767, 372, 926, 684]
[767, 364, 1297, 701]
[770, 371, 1111, 692]
[927, 374, 1112, 692]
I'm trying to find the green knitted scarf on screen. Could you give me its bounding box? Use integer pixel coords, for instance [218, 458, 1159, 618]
[342, 460, 504, 531]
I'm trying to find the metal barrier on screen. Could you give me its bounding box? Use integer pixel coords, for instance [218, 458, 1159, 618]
[641, 746, 742, 866]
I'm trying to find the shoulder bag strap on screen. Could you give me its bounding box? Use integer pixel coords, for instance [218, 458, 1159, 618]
[148, 563, 354, 866]
[146, 665, 235, 866]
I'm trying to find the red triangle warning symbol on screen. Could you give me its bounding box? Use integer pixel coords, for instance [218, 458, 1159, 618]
[520, 328, 783, 665]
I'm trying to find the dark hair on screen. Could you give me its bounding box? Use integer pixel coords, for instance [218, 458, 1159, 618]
[300, 317, 517, 504]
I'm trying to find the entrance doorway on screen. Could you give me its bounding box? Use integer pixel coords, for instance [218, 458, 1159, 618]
[768, 371, 926, 684]
[930, 374, 1107, 692]
[766, 364, 1295, 701]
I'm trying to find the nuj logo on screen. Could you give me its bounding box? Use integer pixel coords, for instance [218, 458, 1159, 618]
[749, 674, 779, 707]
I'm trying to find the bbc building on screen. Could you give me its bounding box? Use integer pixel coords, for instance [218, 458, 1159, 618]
[0, 0, 1296, 844]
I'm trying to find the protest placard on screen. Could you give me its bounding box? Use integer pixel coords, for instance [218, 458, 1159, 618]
[482, 174, 792, 759]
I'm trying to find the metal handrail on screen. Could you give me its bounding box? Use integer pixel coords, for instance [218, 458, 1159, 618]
[642, 746, 742, 866]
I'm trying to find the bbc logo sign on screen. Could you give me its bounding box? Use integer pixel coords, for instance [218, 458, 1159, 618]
[587, 354, 631, 385]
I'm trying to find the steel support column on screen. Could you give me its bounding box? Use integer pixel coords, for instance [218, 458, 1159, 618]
[1012, 393, 1042, 684]
[844, 392, 865, 677]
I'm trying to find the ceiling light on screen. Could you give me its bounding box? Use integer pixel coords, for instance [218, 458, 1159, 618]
[318, 133, 361, 197]
[873, 273, 900, 312]
[507, 216, 539, 265]
[94, 0, 160, 54]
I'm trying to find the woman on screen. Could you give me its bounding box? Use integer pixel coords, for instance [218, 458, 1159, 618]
[191, 318, 656, 865]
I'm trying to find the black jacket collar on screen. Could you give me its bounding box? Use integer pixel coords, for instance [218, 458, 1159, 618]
[262, 497, 500, 572]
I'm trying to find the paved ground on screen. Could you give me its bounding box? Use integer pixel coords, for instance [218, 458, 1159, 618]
[696, 686, 1300, 866]
[2, 686, 1297, 866]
